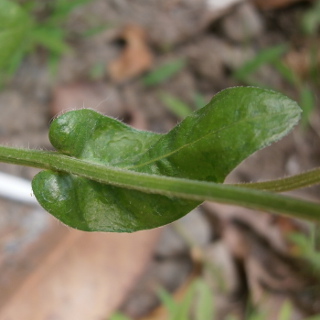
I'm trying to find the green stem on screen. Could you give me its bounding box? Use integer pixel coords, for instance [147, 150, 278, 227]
[232, 168, 320, 192]
[0, 145, 320, 221]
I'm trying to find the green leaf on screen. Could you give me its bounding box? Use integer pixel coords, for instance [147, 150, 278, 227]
[32, 87, 301, 232]
[31, 27, 70, 54]
[0, 0, 33, 71]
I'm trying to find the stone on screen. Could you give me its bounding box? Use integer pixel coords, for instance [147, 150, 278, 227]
[221, 2, 264, 43]
[155, 208, 212, 257]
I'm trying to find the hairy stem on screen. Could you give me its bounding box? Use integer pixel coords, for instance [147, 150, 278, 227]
[0, 145, 320, 221]
[232, 168, 320, 192]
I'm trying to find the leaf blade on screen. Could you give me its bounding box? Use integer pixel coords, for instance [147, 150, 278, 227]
[128, 87, 301, 182]
[32, 87, 302, 232]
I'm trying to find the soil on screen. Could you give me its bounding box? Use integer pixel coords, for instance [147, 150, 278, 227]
[0, 0, 320, 319]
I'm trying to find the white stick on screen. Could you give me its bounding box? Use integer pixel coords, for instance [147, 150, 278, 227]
[207, 0, 245, 10]
[0, 172, 38, 204]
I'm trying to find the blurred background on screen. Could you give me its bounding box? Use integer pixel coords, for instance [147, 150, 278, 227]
[0, 0, 320, 319]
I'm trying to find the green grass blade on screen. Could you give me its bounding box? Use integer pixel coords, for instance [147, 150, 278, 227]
[234, 45, 287, 82]
[160, 92, 193, 119]
[143, 59, 186, 86]
[31, 27, 70, 54]
[299, 86, 315, 128]
[193, 279, 215, 320]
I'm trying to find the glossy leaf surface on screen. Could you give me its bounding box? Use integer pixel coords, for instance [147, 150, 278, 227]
[32, 87, 301, 232]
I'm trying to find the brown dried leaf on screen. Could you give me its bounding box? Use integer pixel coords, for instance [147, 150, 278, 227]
[0, 219, 161, 320]
[109, 25, 154, 83]
[283, 48, 320, 79]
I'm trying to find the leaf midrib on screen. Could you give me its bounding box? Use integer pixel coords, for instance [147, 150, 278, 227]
[124, 110, 296, 171]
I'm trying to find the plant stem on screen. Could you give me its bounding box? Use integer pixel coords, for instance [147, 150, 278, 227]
[232, 168, 320, 192]
[0, 145, 320, 221]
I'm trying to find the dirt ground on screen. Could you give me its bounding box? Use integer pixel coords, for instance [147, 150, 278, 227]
[0, 0, 320, 319]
